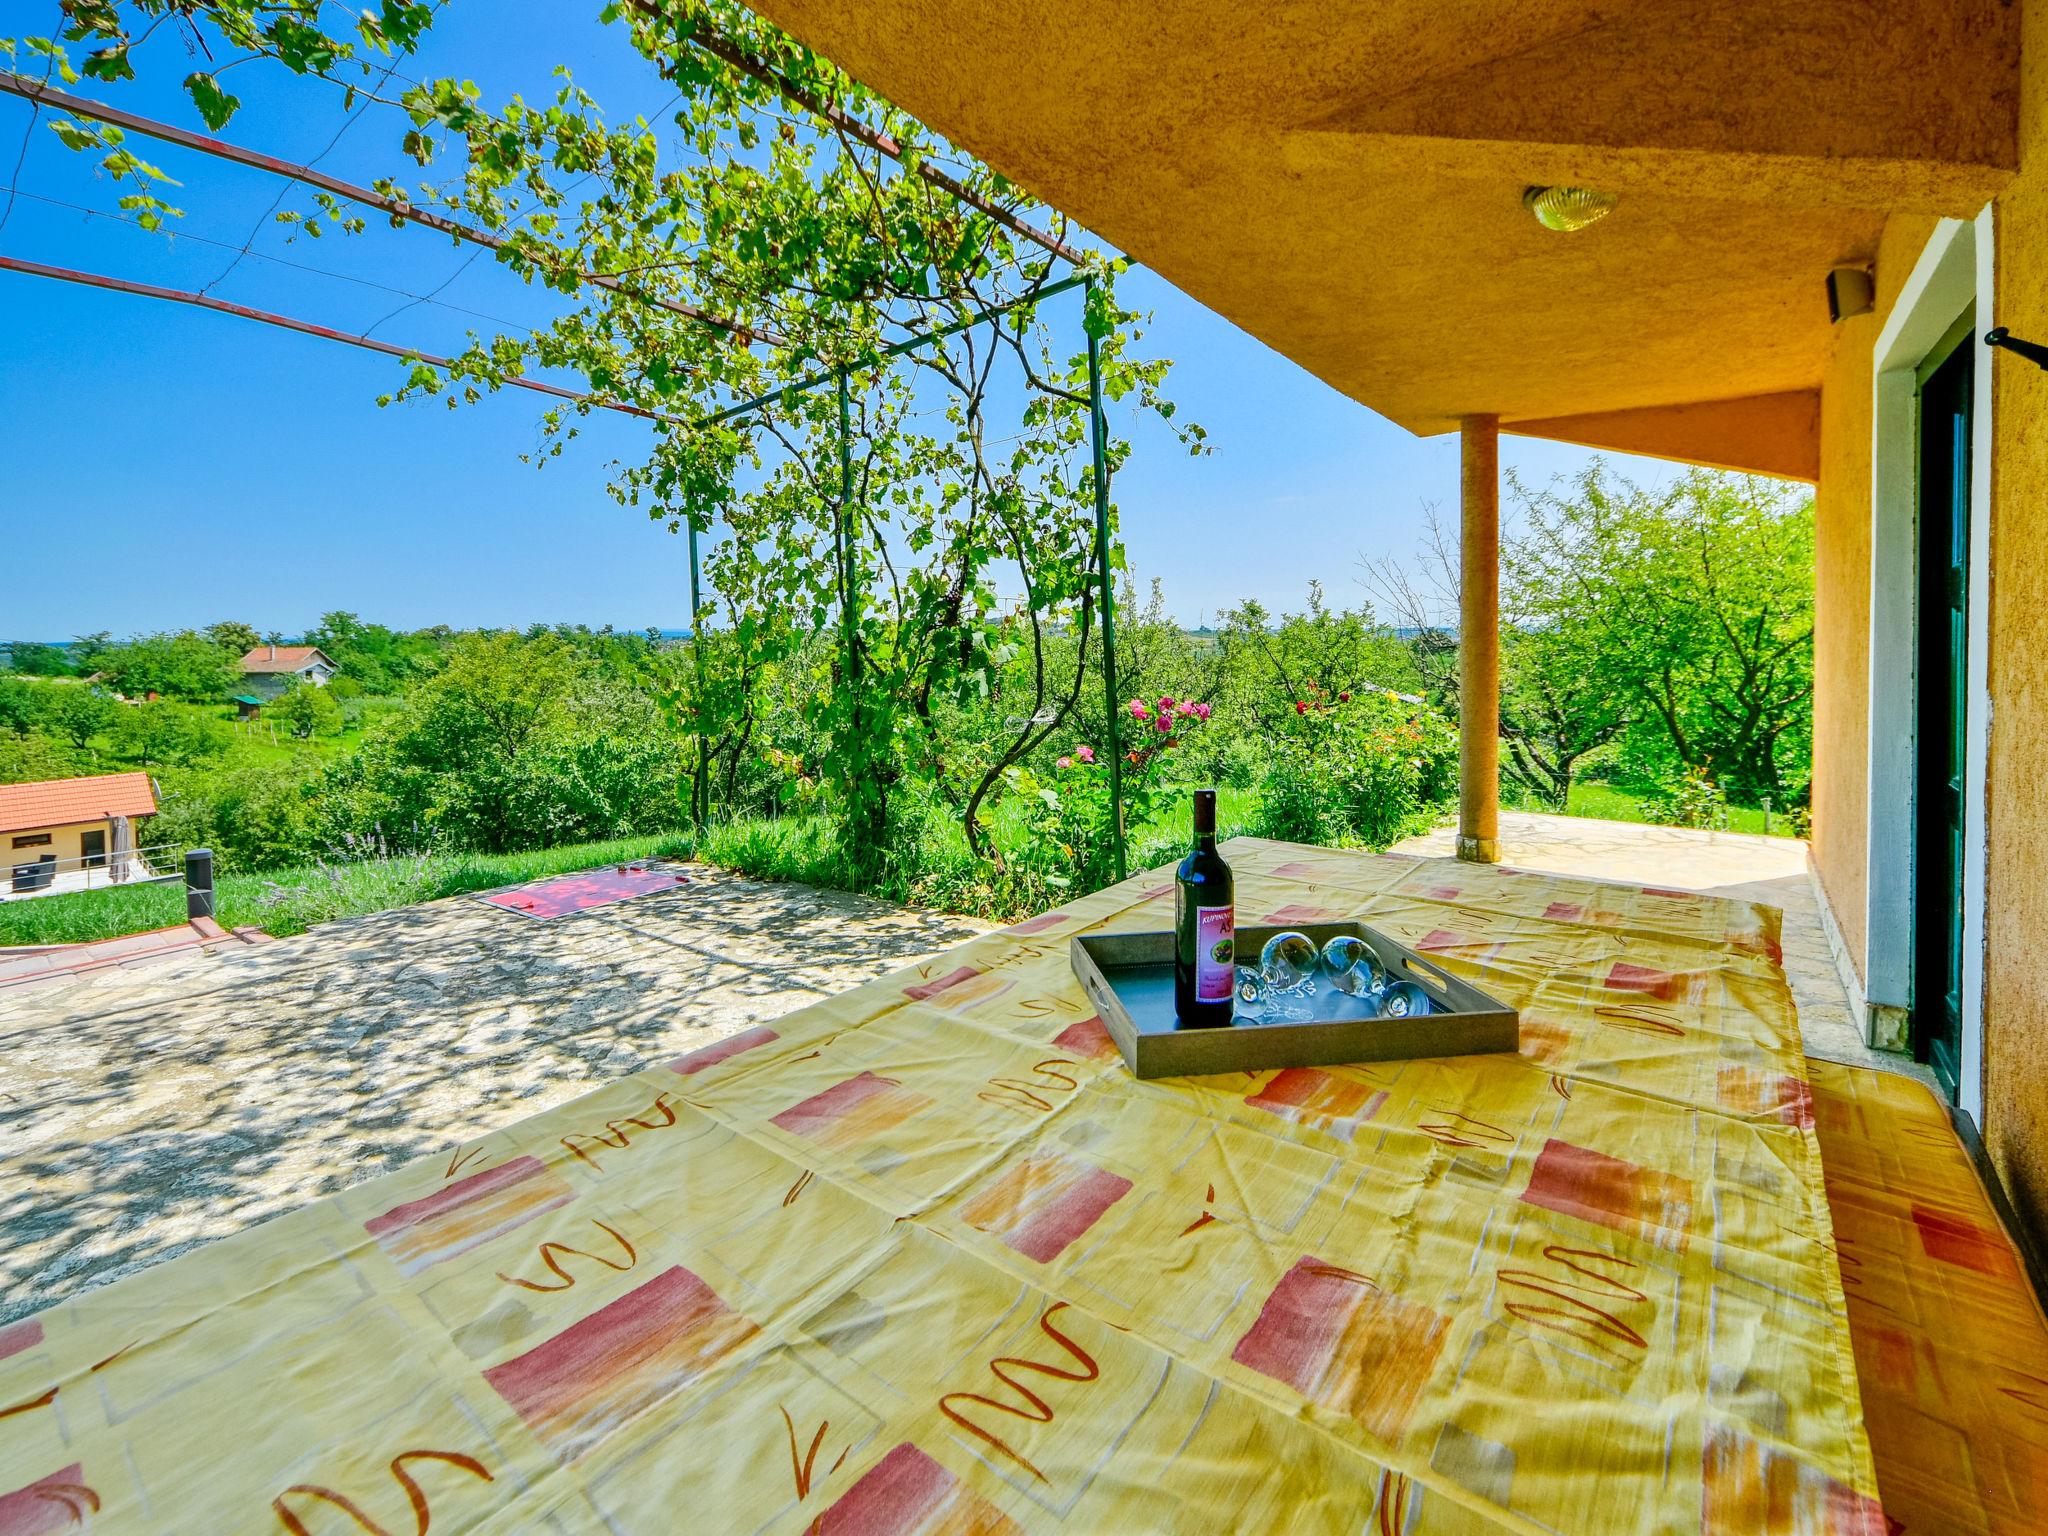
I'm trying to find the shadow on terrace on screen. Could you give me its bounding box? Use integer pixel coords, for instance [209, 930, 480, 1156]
[0, 864, 986, 1325]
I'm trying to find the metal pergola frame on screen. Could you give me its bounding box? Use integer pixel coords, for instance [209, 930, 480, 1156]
[0, 63, 1133, 880]
[683, 269, 1128, 879]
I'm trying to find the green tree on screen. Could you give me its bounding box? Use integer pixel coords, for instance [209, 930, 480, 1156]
[1372, 465, 1812, 810]
[45, 685, 118, 750]
[0, 732, 88, 786]
[0, 676, 36, 734]
[325, 634, 681, 854]
[1213, 582, 1420, 742]
[205, 620, 262, 657]
[305, 611, 443, 694]
[117, 702, 230, 766]
[1369, 505, 1632, 812]
[270, 681, 343, 741]
[12, 1, 1191, 890]
[1512, 466, 1814, 803]
[3, 642, 75, 676]
[98, 632, 238, 701]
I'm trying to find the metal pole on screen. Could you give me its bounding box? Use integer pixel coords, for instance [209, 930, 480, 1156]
[0, 69, 777, 346]
[1085, 276, 1127, 881]
[1457, 415, 1501, 863]
[0, 256, 681, 423]
[688, 518, 710, 833]
[837, 370, 864, 693]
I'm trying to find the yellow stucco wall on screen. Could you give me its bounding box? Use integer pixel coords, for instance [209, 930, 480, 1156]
[1983, 0, 2048, 1255]
[6, 819, 115, 873]
[1513, 390, 1820, 483]
[1809, 0, 2048, 1248]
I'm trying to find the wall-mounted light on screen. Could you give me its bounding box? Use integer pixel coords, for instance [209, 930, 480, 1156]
[1826, 267, 1875, 323]
[1522, 185, 1618, 232]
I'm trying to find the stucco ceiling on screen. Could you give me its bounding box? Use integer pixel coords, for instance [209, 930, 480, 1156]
[749, 0, 2018, 453]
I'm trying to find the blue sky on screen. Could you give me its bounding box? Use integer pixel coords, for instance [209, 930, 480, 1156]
[0, 6, 1679, 639]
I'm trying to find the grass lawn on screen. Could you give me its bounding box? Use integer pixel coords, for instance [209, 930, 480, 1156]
[89, 697, 378, 771]
[1505, 779, 1797, 838]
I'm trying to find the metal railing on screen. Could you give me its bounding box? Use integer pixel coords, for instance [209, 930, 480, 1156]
[4, 843, 182, 899]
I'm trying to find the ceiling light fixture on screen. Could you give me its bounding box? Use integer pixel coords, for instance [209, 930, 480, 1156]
[1523, 185, 1618, 232]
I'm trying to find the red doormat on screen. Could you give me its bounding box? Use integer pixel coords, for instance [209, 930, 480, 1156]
[480, 862, 690, 920]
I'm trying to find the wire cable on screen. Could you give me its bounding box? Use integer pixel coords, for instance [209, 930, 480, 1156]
[0, 56, 51, 235]
[362, 86, 684, 339]
[0, 180, 540, 334]
[200, 36, 415, 296]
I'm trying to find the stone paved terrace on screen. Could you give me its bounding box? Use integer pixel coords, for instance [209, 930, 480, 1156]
[0, 818, 1925, 1326]
[0, 863, 989, 1326]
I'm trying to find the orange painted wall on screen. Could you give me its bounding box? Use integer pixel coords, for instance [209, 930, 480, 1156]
[1982, 1, 2048, 1253]
[1810, 215, 1938, 984]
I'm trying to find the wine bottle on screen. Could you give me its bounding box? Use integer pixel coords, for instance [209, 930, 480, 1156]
[1174, 788, 1235, 1026]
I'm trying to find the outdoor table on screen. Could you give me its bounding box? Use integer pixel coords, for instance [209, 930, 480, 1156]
[0, 839, 1881, 1533]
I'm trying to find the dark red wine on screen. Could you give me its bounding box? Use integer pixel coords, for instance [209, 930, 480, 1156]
[1174, 789, 1235, 1026]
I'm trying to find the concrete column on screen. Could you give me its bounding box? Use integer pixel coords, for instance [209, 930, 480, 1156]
[1458, 415, 1501, 864]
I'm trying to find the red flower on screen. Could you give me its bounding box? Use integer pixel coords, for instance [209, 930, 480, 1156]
[1339, 692, 1351, 702]
[1295, 700, 1308, 715]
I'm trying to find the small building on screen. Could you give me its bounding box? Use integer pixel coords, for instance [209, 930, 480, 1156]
[0, 771, 159, 896]
[233, 694, 265, 721]
[238, 644, 337, 698]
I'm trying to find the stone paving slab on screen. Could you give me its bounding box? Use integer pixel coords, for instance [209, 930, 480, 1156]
[0, 862, 988, 1325]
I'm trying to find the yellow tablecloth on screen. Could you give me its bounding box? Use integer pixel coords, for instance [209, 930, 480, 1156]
[0, 840, 1881, 1534]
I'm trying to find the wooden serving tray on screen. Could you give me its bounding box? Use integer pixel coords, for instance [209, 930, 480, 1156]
[1070, 920, 1519, 1080]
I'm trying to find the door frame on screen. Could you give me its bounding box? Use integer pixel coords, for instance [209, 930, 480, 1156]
[1865, 211, 1994, 1119]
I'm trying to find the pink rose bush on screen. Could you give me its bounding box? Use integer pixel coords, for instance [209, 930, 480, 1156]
[1010, 698, 1217, 891]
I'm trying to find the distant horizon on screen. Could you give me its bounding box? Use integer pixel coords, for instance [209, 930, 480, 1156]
[2, 619, 1459, 653]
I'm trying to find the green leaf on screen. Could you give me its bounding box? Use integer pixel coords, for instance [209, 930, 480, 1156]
[265, 16, 341, 75]
[183, 72, 240, 131]
[79, 44, 132, 82]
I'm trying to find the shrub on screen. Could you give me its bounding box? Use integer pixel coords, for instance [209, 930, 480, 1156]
[1008, 695, 1212, 892]
[156, 763, 325, 871]
[1647, 766, 1728, 830]
[271, 680, 343, 740]
[1250, 689, 1457, 848]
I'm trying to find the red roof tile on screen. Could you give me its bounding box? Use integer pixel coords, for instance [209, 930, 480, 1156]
[239, 645, 334, 674]
[0, 772, 159, 835]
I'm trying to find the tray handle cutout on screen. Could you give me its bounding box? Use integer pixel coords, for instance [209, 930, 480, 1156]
[1400, 952, 1458, 998]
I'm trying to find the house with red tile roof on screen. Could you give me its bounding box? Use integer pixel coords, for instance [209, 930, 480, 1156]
[237, 644, 336, 697]
[1, 772, 159, 896]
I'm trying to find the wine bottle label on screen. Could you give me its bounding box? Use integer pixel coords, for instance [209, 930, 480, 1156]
[1195, 905, 1235, 1003]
